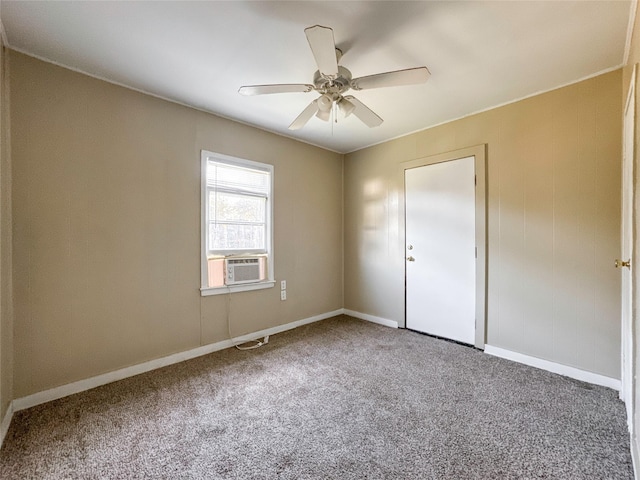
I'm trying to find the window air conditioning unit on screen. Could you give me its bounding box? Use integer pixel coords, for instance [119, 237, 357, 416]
[225, 257, 262, 285]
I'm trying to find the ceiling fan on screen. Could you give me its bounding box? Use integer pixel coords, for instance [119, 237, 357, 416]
[238, 25, 430, 130]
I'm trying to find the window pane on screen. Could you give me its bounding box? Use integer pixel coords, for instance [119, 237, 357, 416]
[209, 223, 265, 251]
[213, 191, 265, 223]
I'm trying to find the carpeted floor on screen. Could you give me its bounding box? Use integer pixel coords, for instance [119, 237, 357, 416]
[0, 315, 633, 479]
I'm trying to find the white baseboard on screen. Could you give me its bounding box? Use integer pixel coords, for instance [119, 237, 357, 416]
[13, 309, 343, 413]
[343, 309, 399, 328]
[0, 401, 14, 449]
[484, 345, 621, 390]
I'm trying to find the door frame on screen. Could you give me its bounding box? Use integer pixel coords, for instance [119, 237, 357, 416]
[399, 144, 487, 348]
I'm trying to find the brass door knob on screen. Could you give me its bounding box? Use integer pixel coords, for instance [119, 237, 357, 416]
[407, 256, 415, 262]
[615, 259, 631, 269]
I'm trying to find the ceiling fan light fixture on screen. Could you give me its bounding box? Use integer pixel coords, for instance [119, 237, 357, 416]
[316, 108, 331, 122]
[317, 94, 333, 112]
[338, 97, 355, 118]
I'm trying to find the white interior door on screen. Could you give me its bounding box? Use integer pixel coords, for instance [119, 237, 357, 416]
[405, 156, 476, 345]
[620, 66, 635, 430]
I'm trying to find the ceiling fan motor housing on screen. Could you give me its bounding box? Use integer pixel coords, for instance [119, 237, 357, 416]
[314, 66, 352, 96]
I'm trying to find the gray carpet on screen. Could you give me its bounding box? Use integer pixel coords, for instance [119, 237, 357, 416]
[0, 315, 633, 479]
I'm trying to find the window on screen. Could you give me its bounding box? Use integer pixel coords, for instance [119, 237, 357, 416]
[201, 151, 274, 295]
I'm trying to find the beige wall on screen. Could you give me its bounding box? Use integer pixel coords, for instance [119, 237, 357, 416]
[9, 52, 343, 398]
[0, 40, 13, 420]
[345, 70, 622, 378]
[5, 44, 625, 401]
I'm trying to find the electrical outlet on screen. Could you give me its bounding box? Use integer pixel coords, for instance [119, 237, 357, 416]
[280, 290, 287, 301]
[281, 280, 286, 290]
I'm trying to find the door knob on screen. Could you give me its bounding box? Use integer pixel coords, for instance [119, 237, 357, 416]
[615, 259, 631, 269]
[407, 256, 415, 262]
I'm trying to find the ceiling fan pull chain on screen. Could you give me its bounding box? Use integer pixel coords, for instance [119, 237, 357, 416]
[331, 104, 335, 135]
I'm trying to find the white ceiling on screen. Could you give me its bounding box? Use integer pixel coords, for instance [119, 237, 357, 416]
[1, 1, 633, 154]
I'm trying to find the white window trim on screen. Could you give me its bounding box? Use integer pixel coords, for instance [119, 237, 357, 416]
[200, 150, 275, 296]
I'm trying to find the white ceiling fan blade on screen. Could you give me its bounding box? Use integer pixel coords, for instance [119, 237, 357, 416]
[289, 99, 320, 130]
[344, 96, 383, 127]
[304, 25, 339, 78]
[238, 84, 314, 96]
[351, 67, 430, 91]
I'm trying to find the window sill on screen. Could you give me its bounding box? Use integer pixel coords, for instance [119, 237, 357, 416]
[200, 280, 275, 296]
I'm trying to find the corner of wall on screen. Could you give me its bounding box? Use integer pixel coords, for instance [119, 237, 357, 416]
[341, 152, 345, 309]
[0, 34, 15, 438]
